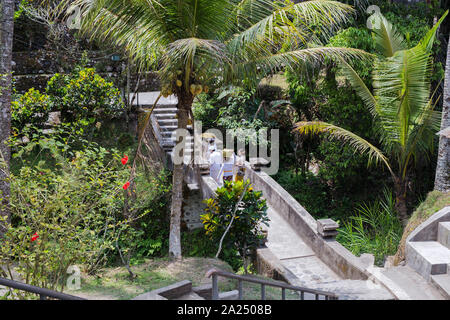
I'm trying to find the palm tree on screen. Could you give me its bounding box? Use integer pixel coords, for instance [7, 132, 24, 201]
[434, 34, 450, 192]
[70, 0, 368, 258]
[295, 12, 448, 224]
[0, 0, 15, 234]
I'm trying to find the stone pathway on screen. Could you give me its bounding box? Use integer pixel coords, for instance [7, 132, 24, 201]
[380, 266, 444, 300]
[265, 207, 394, 300]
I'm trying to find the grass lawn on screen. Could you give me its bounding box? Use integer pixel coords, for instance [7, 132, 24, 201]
[65, 257, 302, 300]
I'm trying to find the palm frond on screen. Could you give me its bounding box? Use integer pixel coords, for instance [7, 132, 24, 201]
[228, 1, 354, 53]
[230, 46, 370, 87]
[337, 56, 377, 117]
[417, 10, 448, 53]
[294, 121, 393, 174]
[371, 12, 406, 57]
[373, 43, 432, 151]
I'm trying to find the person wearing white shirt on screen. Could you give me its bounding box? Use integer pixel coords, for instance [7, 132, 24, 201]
[209, 146, 223, 184]
[222, 149, 236, 183]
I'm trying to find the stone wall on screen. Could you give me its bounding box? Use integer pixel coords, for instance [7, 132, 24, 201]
[12, 50, 161, 93]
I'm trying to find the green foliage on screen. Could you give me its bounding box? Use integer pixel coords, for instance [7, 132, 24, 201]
[0, 126, 170, 294]
[327, 27, 374, 81]
[201, 180, 269, 271]
[46, 68, 124, 122]
[274, 170, 329, 218]
[11, 88, 52, 132]
[337, 189, 403, 266]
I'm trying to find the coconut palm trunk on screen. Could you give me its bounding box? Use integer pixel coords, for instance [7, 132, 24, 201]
[0, 0, 14, 234]
[393, 176, 409, 225]
[434, 35, 450, 192]
[169, 91, 193, 259]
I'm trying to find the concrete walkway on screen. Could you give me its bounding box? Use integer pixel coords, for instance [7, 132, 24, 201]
[265, 206, 394, 300]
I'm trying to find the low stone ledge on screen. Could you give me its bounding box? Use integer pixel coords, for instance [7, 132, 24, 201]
[133, 280, 192, 300]
[219, 290, 239, 300]
[407, 206, 450, 242]
[192, 284, 213, 300]
[256, 247, 299, 284]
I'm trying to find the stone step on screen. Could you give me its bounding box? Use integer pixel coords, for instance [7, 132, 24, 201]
[159, 125, 193, 131]
[219, 290, 239, 300]
[154, 113, 177, 120]
[153, 107, 178, 114]
[381, 266, 445, 300]
[438, 222, 450, 249]
[161, 140, 194, 148]
[301, 279, 394, 300]
[172, 291, 205, 300]
[406, 241, 450, 280]
[153, 103, 178, 109]
[131, 92, 177, 107]
[158, 119, 178, 126]
[430, 274, 450, 299]
[161, 134, 195, 141]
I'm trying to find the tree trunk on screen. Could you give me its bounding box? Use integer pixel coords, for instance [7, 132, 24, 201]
[394, 176, 409, 226]
[435, 35, 450, 192]
[168, 91, 193, 259]
[0, 0, 14, 234]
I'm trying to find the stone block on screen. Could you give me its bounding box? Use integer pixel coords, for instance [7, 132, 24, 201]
[219, 290, 239, 300]
[192, 284, 213, 300]
[406, 241, 450, 280]
[317, 219, 339, 238]
[430, 274, 450, 299]
[438, 222, 450, 249]
[249, 158, 270, 171]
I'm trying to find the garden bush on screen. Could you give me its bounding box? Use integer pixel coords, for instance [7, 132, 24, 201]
[11, 88, 52, 132]
[0, 126, 170, 295]
[46, 67, 125, 122]
[201, 180, 269, 272]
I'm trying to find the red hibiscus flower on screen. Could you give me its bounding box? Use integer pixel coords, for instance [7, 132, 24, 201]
[31, 232, 39, 242]
[121, 155, 129, 165]
[123, 181, 130, 190]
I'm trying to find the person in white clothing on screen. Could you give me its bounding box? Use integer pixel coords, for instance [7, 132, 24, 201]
[209, 146, 223, 184]
[222, 149, 236, 183]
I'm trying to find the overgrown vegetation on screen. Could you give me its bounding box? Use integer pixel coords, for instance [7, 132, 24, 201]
[337, 189, 403, 266]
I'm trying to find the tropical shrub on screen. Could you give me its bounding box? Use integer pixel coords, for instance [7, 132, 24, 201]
[46, 67, 124, 122]
[337, 190, 403, 266]
[0, 126, 170, 295]
[11, 88, 52, 132]
[201, 180, 269, 272]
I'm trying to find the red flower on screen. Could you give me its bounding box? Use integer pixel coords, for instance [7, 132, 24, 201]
[31, 232, 39, 242]
[122, 181, 130, 190]
[121, 155, 129, 165]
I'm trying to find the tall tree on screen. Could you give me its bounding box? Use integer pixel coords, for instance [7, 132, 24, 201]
[295, 12, 448, 224]
[0, 0, 14, 234]
[434, 35, 450, 192]
[71, 0, 367, 259]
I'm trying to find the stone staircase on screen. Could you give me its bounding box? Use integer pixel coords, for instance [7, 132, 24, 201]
[406, 220, 450, 298]
[131, 91, 194, 163]
[132, 280, 238, 300]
